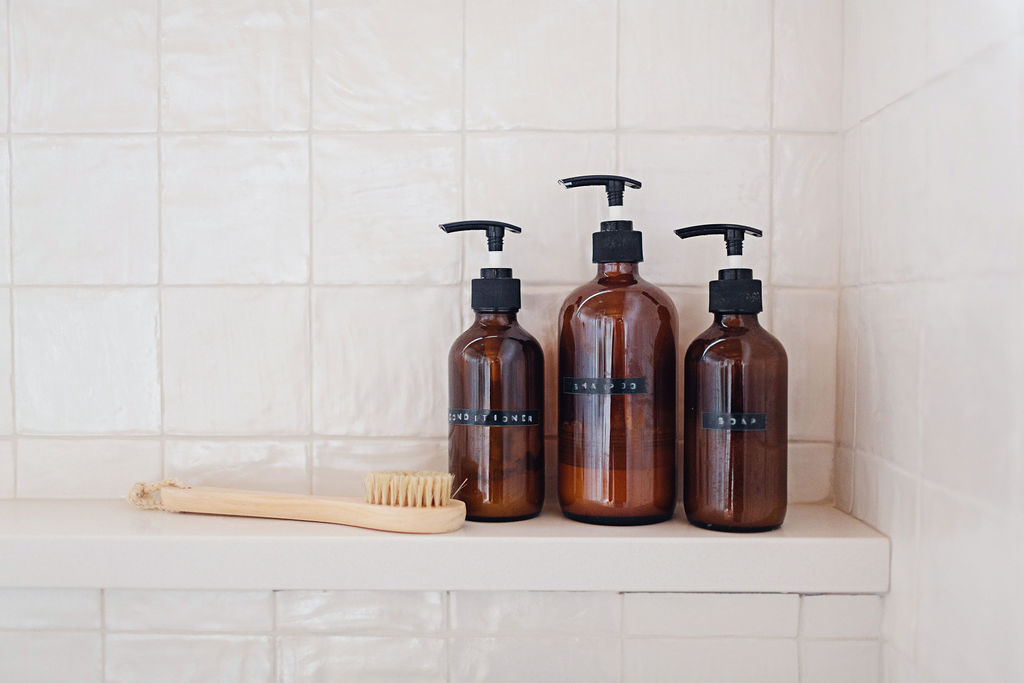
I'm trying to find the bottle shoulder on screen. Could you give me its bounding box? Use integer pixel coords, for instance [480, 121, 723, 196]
[686, 323, 787, 362]
[450, 322, 543, 359]
[559, 276, 676, 323]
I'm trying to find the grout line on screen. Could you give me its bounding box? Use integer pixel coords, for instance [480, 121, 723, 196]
[270, 589, 279, 680]
[614, 0, 622, 174]
[306, 0, 315, 494]
[458, 0, 468, 288]
[156, 0, 166, 477]
[3, 127, 841, 138]
[619, 591, 625, 683]
[7, 0, 15, 496]
[99, 588, 107, 679]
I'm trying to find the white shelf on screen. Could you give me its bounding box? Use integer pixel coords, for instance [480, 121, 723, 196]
[0, 500, 888, 593]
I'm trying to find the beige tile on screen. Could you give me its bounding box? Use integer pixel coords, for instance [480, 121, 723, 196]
[17, 439, 161, 498]
[772, 0, 842, 131]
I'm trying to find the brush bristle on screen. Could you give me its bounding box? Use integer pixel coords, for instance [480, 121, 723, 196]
[365, 471, 453, 507]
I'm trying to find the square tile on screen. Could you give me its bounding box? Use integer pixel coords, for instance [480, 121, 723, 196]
[451, 636, 619, 683]
[623, 593, 798, 637]
[161, 135, 308, 284]
[771, 288, 837, 441]
[771, 134, 841, 287]
[0, 632, 102, 683]
[801, 595, 882, 639]
[14, 289, 160, 434]
[0, 588, 101, 629]
[277, 636, 445, 683]
[840, 128, 862, 287]
[620, 0, 772, 130]
[313, 134, 460, 285]
[465, 0, 616, 130]
[165, 440, 309, 493]
[276, 590, 444, 633]
[772, 0, 842, 131]
[788, 442, 833, 503]
[465, 133, 616, 285]
[162, 288, 310, 434]
[17, 439, 161, 498]
[161, 0, 309, 131]
[451, 592, 620, 634]
[800, 640, 880, 683]
[619, 133, 771, 286]
[13, 137, 158, 284]
[925, 0, 1018, 77]
[11, 0, 157, 131]
[106, 634, 272, 683]
[105, 590, 273, 632]
[313, 439, 446, 496]
[624, 638, 798, 683]
[850, 0, 927, 119]
[313, 0, 461, 130]
[313, 286, 459, 436]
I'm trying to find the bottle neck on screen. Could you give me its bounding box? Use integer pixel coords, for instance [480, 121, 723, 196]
[474, 311, 518, 326]
[714, 312, 761, 328]
[596, 261, 640, 281]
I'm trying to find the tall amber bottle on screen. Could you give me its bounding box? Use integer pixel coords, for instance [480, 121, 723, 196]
[441, 221, 544, 521]
[675, 224, 788, 532]
[557, 176, 677, 525]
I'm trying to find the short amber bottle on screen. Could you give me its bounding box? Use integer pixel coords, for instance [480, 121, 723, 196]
[557, 175, 677, 525]
[676, 225, 788, 532]
[442, 221, 544, 522]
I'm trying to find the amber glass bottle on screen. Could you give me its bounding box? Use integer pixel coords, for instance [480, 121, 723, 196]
[557, 176, 677, 525]
[442, 221, 544, 521]
[676, 225, 788, 532]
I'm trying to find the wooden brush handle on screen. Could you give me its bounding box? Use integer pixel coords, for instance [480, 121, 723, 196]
[156, 486, 466, 534]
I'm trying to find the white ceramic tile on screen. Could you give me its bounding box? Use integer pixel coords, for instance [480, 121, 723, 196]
[105, 590, 273, 632]
[313, 0, 461, 131]
[450, 636, 619, 683]
[161, 0, 309, 131]
[0, 632, 102, 683]
[858, 95, 930, 284]
[11, 0, 157, 132]
[854, 285, 923, 472]
[835, 288, 858, 448]
[882, 643, 918, 683]
[0, 442, 11, 497]
[801, 640, 880, 683]
[841, 0, 863, 129]
[12, 137, 158, 284]
[313, 135, 460, 285]
[465, 0, 615, 130]
[621, 0, 771, 130]
[276, 591, 444, 633]
[313, 439, 446, 497]
[313, 287, 459, 436]
[624, 638, 798, 683]
[772, 0, 842, 131]
[772, 134, 841, 287]
[451, 592, 620, 635]
[619, 134, 771, 286]
[834, 446, 854, 514]
[0, 1, 8, 132]
[0, 588, 101, 628]
[165, 440, 309, 493]
[801, 595, 882, 639]
[517, 287, 567, 435]
[17, 439, 161, 498]
[840, 128, 861, 287]
[106, 634, 272, 683]
[0, 150, 10, 284]
[926, 0, 1019, 77]
[161, 135, 309, 284]
[0, 296, 11, 435]
[851, 0, 928, 119]
[920, 279, 1015, 503]
[623, 593, 798, 637]
[788, 442, 833, 503]
[464, 133, 616, 285]
[14, 289, 160, 434]
[277, 635, 445, 683]
[163, 288, 309, 434]
[770, 288, 837, 442]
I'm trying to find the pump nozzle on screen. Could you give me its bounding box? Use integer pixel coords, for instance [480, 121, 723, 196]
[439, 220, 523, 252]
[674, 223, 763, 256]
[558, 174, 641, 207]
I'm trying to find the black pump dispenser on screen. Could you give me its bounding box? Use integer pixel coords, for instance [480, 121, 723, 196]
[674, 224, 764, 314]
[559, 175, 644, 263]
[440, 220, 522, 312]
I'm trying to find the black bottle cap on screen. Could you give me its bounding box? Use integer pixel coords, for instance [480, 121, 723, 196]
[674, 224, 765, 314]
[439, 221, 523, 312]
[558, 175, 644, 263]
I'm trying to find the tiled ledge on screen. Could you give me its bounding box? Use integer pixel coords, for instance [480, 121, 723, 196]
[0, 501, 888, 593]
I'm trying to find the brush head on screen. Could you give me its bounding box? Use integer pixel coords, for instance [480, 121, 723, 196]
[365, 471, 454, 508]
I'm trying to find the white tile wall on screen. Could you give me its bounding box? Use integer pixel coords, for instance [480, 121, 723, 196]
[0, 631, 103, 683]
[0, 441, 12, 497]
[624, 638, 799, 683]
[0, 588, 101, 629]
[105, 589, 273, 632]
[165, 440, 309, 493]
[16, 438, 161, 498]
[278, 635, 446, 683]
[623, 593, 798, 637]
[106, 634, 273, 683]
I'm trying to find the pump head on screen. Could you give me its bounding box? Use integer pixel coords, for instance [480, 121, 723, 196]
[673, 223, 763, 256]
[558, 174, 641, 207]
[439, 220, 522, 251]
[673, 223, 765, 314]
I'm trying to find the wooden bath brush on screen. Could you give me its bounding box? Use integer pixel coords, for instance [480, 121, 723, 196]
[128, 471, 466, 534]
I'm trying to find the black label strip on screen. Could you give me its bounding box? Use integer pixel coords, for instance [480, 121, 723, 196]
[561, 377, 648, 395]
[449, 409, 542, 426]
[702, 412, 768, 431]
